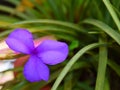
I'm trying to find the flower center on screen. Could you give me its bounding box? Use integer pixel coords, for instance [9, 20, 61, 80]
[31, 49, 38, 55]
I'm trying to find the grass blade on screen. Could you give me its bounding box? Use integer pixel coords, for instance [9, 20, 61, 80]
[2, 19, 87, 33]
[51, 43, 105, 90]
[103, 0, 120, 31]
[95, 34, 108, 90]
[83, 19, 120, 45]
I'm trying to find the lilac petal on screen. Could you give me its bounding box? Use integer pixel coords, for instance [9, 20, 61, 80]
[36, 40, 69, 65]
[6, 28, 34, 54]
[6, 38, 31, 54]
[39, 51, 67, 65]
[23, 55, 49, 82]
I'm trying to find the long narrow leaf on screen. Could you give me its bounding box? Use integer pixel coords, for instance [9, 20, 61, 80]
[1, 20, 87, 33]
[103, 0, 120, 31]
[83, 19, 120, 45]
[51, 43, 105, 90]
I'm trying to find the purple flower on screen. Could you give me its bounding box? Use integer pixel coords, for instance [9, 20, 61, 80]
[5, 28, 69, 82]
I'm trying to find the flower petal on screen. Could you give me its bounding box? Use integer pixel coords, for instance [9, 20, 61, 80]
[39, 51, 67, 65]
[23, 55, 49, 82]
[6, 28, 34, 54]
[36, 40, 69, 65]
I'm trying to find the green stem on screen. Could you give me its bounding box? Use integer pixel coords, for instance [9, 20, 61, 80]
[95, 34, 108, 90]
[51, 43, 105, 90]
[103, 0, 120, 31]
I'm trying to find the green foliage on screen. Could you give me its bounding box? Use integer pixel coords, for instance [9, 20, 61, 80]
[0, 0, 120, 90]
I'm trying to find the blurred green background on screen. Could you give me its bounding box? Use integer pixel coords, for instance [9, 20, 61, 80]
[0, 0, 120, 90]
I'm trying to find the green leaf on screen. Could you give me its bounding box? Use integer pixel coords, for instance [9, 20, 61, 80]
[108, 60, 120, 77]
[51, 43, 105, 90]
[77, 82, 94, 90]
[9, 80, 28, 90]
[103, 0, 120, 31]
[2, 19, 87, 34]
[95, 34, 108, 90]
[30, 0, 51, 18]
[0, 5, 30, 20]
[83, 19, 120, 45]
[47, 0, 63, 20]
[0, 15, 20, 22]
[64, 73, 72, 90]
[69, 40, 79, 50]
